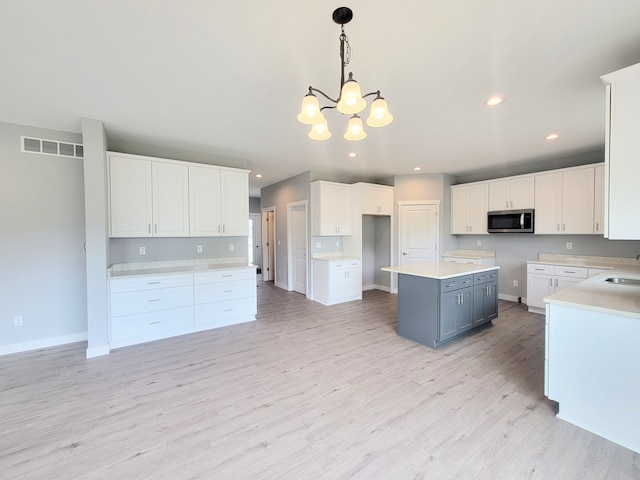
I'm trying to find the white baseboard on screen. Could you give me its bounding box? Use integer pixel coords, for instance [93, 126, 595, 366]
[363, 284, 392, 293]
[86, 344, 111, 358]
[499, 293, 520, 302]
[275, 280, 288, 290]
[0, 332, 88, 357]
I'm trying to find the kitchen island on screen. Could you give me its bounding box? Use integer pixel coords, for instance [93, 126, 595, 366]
[544, 267, 640, 454]
[382, 263, 500, 349]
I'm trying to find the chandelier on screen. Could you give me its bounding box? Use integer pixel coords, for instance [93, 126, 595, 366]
[297, 7, 393, 141]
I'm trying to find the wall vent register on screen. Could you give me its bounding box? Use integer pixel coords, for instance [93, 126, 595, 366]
[21, 136, 84, 158]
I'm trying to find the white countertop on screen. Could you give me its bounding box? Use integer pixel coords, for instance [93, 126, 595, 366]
[381, 262, 499, 280]
[544, 266, 640, 318]
[443, 249, 496, 259]
[528, 253, 640, 269]
[312, 255, 361, 262]
[108, 257, 255, 278]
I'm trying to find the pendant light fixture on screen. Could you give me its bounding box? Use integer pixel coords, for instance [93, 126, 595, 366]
[297, 7, 393, 141]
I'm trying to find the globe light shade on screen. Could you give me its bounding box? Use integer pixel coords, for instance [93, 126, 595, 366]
[366, 96, 394, 127]
[336, 78, 366, 114]
[344, 114, 367, 141]
[308, 117, 332, 140]
[297, 93, 322, 124]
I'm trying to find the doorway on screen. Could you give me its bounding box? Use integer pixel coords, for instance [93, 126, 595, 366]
[398, 202, 440, 265]
[287, 200, 308, 295]
[249, 213, 262, 274]
[262, 207, 276, 282]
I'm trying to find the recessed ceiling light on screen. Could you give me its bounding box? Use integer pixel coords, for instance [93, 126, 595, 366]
[546, 133, 560, 140]
[414, 167, 422, 171]
[256, 174, 263, 178]
[348, 152, 357, 158]
[485, 97, 504, 107]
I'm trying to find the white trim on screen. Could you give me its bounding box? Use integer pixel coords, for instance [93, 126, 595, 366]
[397, 200, 441, 206]
[362, 284, 392, 293]
[275, 280, 288, 290]
[498, 293, 520, 303]
[262, 206, 276, 282]
[106, 151, 250, 174]
[86, 344, 111, 358]
[286, 200, 309, 297]
[0, 333, 88, 357]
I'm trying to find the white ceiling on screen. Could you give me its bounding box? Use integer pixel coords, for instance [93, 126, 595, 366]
[2, 1, 640, 196]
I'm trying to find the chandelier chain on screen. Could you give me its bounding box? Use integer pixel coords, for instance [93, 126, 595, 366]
[340, 26, 351, 67]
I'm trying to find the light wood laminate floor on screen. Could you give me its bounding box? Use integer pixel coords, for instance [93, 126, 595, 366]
[1, 281, 638, 479]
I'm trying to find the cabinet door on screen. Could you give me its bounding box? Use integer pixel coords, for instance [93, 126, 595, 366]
[488, 180, 510, 211]
[484, 281, 498, 322]
[554, 276, 583, 292]
[509, 176, 534, 209]
[220, 169, 249, 236]
[456, 288, 473, 333]
[562, 168, 594, 234]
[534, 172, 562, 234]
[594, 165, 605, 235]
[189, 166, 222, 236]
[329, 268, 347, 301]
[152, 162, 189, 237]
[439, 291, 458, 341]
[109, 156, 153, 237]
[527, 273, 554, 309]
[451, 186, 469, 234]
[312, 182, 352, 235]
[344, 265, 362, 296]
[362, 185, 394, 215]
[467, 183, 489, 234]
[473, 284, 487, 326]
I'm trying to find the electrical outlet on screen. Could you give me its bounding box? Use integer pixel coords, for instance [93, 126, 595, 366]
[229, 244, 234, 252]
[316, 242, 322, 248]
[14, 316, 23, 327]
[513, 280, 518, 287]
[566, 242, 573, 250]
[476, 240, 482, 247]
[197, 245, 203, 253]
[139, 246, 146, 255]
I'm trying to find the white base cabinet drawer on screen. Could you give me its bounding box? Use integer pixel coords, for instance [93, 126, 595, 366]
[110, 286, 193, 317]
[111, 307, 194, 346]
[195, 299, 257, 326]
[194, 280, 256, 303]
[195, 268, 255, 284]
[110, 273, 193, 293]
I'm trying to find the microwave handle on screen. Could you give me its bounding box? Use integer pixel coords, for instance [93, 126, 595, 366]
[520, 213, 524, 229]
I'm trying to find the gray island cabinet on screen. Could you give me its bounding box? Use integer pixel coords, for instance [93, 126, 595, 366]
[382, 263, 499, 349]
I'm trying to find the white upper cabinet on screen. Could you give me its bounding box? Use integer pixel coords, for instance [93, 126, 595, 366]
[488, 175, 534, 211]
[311, 181, 352, 236]
[355, 183, 394, 215]
[534, 166, 595, 234]
[109, 155, 188, 237]
[109, 152, 249, 238]
[451, 183, 489, 234]
[601, 63, 640, 239]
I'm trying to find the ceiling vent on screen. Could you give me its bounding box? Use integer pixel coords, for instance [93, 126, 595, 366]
[21, 136, 84, 158]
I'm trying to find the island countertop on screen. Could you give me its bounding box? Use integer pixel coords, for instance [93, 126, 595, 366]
[381, 262, 499, 280]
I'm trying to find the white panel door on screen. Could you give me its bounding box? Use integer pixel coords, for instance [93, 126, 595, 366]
[152, 162, 189, 237]
[109, 156, 152, 237]
[400, 204, 438, 265]
[291, 205, 307, 294]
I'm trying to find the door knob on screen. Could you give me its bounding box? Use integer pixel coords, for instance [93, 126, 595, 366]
[402, 252, 408, 255]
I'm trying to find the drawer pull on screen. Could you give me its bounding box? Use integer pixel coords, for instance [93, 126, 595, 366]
[147, 281, 161, 285]
[446, 283, 456, 287]
[223, 290, 233, 293]
[563, 270, 576, 274]
[534, 268, 545, 271]
[223, 309, 233, 312]
[149, 321, 162, 325]
[148, 299, 161, 302]
[222, 275, 233, 277]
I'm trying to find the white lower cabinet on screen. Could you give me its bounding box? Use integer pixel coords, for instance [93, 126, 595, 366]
[313, 258, 362, 305]
[109, 268, 256, 349]
[194, 268, 257, 327]
[526, 263, 589, 313]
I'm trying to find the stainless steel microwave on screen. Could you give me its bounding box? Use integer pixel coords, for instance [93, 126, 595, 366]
[487, 209, 534, 233]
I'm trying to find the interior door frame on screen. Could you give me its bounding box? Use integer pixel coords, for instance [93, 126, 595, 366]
[286, 200, 309, 297]
[397, 200, 441, 281]
[262, 206, 276, 282]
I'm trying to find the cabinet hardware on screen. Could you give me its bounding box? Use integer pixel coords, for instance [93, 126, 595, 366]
[223, 309, 233, 312]
[549, 278, 553, 287]
[562, 224, 566, 231]
[147, 281, 161, 285]
[155, 224, 158, 234]
[218, 225, 221, 233]
[222, 274, 232, 277]
[149, 321, 162, 325]
[557, 224, 560, 232]
[223, 225, 226, 233]
[148, 224, 151, 234]
[223, 290, 233, 293]
[596, 222, 599, 231]
[447, 283, 456, 288]
[148, 299, 161, 302]
[555, 278, 558, 287]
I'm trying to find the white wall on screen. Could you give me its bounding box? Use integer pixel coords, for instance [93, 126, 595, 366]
[0, 122, 87, 353]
